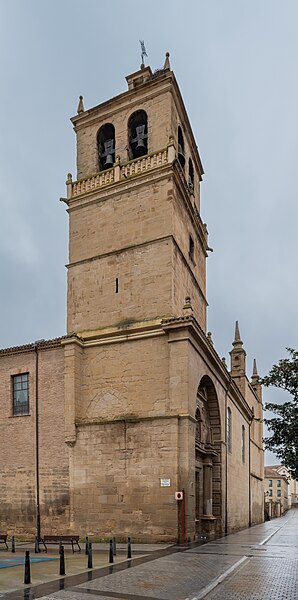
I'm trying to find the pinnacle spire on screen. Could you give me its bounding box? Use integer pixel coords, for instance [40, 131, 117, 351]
[251, 358, 259, 382]
[232, 320, 243, 348]
[77, 95, 85, 114]
[163, 52, 171, 70]
[253, 358, 258, 376]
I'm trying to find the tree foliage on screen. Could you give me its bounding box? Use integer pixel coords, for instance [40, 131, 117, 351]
[262, 348, 298, 480]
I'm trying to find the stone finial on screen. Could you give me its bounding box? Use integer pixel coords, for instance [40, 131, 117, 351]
[77, 95, 85, 114]
[207, 332, 213, 346]
[251, 358, 262, 401]
[183, 295, 193, 316]
[232, 320, 243, 348]
[163, 52, 171, 70]
[222, 357, 227, 368]
[251, 359, 260, 383]
[66, 173, 72, 183]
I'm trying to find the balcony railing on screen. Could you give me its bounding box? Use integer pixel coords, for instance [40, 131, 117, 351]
[67, 144, 174, 200]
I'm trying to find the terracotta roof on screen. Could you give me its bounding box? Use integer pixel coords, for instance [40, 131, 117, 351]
[0, 335, 69, 356]
[264, 466, 288, 480]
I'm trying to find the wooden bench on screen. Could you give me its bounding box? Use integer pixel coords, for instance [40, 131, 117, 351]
[42, 535, 81, 553]
[0, 534, 8, 550]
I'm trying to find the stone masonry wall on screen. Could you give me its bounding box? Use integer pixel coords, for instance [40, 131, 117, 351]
[71, 418, 179, 541]
[0, 346, 69, 537]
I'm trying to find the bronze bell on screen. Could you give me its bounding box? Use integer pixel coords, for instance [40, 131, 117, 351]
[102, 139, 115, 169]
[104, 153, 114, 168]
[178, 143, 185, 168]
[132, 125, 147, 157]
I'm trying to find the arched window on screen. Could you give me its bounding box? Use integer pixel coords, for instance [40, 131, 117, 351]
[226, 407, 232, 453]
[242, 425, 245, 462]
[128, 110, 148, 159]
[188, 158, 194, 191]
[97, 123, 115, 171]
[195, 407, 202, 442]
[178, 126, 185, 168]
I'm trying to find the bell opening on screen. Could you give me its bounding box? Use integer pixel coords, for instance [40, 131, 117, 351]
[178, 126, 185, 169]
[128, 110, 148, 160]
[98, 123, 115, 171]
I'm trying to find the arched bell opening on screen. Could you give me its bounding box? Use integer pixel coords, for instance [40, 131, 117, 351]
[177, 125, 185, 169]
[97, 123, 115, 171]
[128, 110, 148, 159]
[195, 375, 222, 538]
[188, 157, 194, 191]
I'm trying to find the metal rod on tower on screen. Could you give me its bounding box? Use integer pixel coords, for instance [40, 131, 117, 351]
[139, 40, 148, 67]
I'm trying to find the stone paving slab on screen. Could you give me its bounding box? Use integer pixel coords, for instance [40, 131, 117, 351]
[41, 553, 240, 600]
[204, 557, 298, 600]
[1, 510, 297, 600]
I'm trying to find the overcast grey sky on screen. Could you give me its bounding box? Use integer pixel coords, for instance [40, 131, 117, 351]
[1, 1, 297, 464]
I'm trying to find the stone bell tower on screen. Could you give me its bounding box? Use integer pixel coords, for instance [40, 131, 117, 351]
[63, 55, 210, 542]
[65, 54, 208, 336]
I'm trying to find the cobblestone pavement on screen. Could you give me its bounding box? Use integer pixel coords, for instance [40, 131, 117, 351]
[2, 509, 297, 600]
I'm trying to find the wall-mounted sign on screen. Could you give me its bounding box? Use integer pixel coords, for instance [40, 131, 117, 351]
[160, 478, 171, 487]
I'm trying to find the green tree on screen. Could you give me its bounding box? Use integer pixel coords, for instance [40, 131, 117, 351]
[262, 348, 298, 480]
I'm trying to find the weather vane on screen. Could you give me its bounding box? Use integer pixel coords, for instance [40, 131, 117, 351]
[140, 40, 148, 67]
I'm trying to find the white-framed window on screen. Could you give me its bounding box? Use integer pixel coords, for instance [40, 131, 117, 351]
[12, 373, 29, 416]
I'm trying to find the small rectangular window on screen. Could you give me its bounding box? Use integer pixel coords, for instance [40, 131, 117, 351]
[277, 479, 281, 487]
[12, 373, 29, 416]
[268, 479, 272, 487]
[277, 489, 281, 497]
[269, 489, 272, 497]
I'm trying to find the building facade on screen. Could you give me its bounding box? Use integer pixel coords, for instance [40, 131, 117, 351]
[264, 466, 289, 517]
[264, 465, 298, 513]
[0, 56, 264, 542]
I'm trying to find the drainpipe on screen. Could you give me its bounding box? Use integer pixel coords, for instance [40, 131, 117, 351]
[34, 339, 44, 542]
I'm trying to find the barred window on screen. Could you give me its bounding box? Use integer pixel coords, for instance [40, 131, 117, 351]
[226, 407, 232, 452]
[241, 425, 245, 463]
[12, 373, 29, 416]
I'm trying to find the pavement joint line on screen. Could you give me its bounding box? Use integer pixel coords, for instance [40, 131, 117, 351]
[259, 528, 280, 545]
[187, 556, 249, 600]
[68, 587, 167, 600]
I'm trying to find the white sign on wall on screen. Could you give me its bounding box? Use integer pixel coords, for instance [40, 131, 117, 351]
[160, 478, 171, 487]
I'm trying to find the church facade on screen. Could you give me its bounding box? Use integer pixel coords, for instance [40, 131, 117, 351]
[0, 56, 264, 542]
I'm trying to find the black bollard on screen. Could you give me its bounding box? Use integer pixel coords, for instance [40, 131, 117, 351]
[87, 541, 93, 569]
[59, 544, 65, 576]
[11, 536, 15, 553]
[127, 536, 132, 559]
[85, 535, 89, 556]
[113, 536, 116, 556]
[35, 536, 40, 554]
[109, 539, 114, 563]
[24, 550, 31, 584]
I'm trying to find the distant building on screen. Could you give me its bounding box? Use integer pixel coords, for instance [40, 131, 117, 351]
[0, 55, 264, 542]
[268, 465, 298, 508]
[264, 466, 289, 517]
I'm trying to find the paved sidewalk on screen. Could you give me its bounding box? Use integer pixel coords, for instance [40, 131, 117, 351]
[1, 509, 297, 600]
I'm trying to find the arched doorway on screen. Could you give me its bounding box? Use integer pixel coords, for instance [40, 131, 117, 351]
[195, 375, 221, 538]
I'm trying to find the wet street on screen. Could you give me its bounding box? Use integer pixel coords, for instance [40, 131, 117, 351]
[1, 509, 297, 600]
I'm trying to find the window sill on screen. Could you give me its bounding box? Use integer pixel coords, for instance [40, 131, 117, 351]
[9, 414, 31, 418]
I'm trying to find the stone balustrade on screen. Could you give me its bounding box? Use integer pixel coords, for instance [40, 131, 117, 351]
[67, 146, 172, 199]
